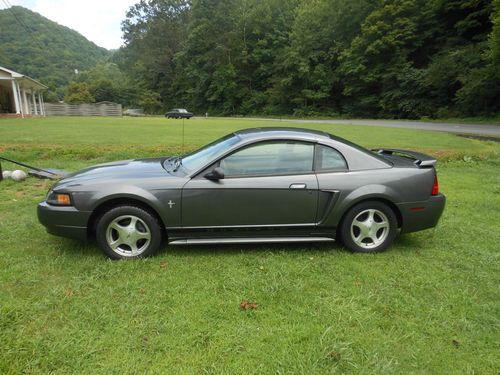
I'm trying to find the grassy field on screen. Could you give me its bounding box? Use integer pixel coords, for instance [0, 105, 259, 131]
[0, 117, 499, 374]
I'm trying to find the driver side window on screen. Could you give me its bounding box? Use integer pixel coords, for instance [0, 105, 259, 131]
[220, 141, 314, 177]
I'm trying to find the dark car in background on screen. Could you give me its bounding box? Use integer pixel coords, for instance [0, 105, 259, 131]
[165, 108, 193, 119]
[38, 128, 445, 259]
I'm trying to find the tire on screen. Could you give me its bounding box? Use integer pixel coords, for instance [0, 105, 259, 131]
[95, 205, 163, 260]
[339, 201, 397, 253]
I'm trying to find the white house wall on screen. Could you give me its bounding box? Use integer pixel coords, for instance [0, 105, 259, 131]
[0, 67, 47, 116]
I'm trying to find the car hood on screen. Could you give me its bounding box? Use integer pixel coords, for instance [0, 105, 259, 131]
[55, 158, 171, 187]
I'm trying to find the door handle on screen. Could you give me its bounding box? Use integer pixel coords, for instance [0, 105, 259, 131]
[289, 183, 307, 189]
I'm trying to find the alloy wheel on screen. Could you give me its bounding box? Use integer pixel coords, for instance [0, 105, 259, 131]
[350, 209, 390, 250]
[106, 215, 151, 257]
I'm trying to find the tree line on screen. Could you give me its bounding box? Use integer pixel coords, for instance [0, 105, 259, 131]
[6, 2, 498, 118]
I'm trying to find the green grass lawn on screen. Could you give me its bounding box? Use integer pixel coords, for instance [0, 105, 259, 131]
[0, 117, 499, 374]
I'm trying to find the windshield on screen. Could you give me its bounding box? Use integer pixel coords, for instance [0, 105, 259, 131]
[174, 134, 240, 173]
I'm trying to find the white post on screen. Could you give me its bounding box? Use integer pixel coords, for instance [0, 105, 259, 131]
[15, 81, 24, 118]
[29, 91, 33, 114]
[22, 87, 29, 115]
[32, 91, 38, 115]
[38, 92, 43, 116]
[11, 79, 20, 114]
[41, 92, 46, 116]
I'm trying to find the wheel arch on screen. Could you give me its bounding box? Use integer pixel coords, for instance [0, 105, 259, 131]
[337, 196, 403, 230]
[87, 197, 166, 239]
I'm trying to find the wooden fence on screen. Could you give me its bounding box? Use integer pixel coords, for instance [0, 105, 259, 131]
[44, 102, 122, 116]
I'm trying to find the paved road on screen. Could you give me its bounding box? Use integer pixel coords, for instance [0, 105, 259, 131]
[242, 118, 500, 137]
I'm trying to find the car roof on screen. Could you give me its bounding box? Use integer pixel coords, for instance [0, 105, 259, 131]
[234, 127, 332, 142]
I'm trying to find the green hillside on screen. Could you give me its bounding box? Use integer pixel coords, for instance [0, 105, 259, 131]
[0, 6, 110, 96]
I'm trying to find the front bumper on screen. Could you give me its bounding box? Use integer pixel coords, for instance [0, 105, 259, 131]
[37, 201, 92, 241]
[397, 194, 446, 234]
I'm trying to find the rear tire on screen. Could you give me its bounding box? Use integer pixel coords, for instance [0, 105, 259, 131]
[96, 205, 163, 260]
[339, 201, 397, 253]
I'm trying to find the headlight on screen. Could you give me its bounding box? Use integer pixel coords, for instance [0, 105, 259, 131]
[46, 191, 72, 206]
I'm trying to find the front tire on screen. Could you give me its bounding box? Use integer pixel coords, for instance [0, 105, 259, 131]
[96, 205, 163, 259]
[339, 201, 397, 253]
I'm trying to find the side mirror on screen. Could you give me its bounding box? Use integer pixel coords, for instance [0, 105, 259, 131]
[204, 167, 224, 181]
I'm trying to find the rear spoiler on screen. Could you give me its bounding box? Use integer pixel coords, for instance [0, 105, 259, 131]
[371, 148, 437, 168]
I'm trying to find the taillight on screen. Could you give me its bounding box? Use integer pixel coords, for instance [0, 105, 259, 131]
[432, 174, 439, 196]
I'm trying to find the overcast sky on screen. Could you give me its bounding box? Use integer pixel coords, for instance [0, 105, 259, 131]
[0, 0, 138, 49]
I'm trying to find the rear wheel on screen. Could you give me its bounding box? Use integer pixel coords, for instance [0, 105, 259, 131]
[96, 205, 163, 259]
[339, 201, 397, 253]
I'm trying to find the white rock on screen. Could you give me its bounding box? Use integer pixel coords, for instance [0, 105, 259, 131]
[11, 170, 27, 181]
[2, 170, 12, 179]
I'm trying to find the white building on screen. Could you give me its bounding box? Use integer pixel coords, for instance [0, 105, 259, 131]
[0, 66, 47, 117]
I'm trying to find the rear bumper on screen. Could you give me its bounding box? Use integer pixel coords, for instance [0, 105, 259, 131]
[397, 194, 446, 234]
[37, 201, 91, 241]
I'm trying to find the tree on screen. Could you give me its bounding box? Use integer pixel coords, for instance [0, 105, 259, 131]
[119, 0, 191, 110]
[492, 0, 500, 66]
[75, 63, 138, 105]
[276, 0, 374, 114]
[64, 82, 95, 103]
[138, 90, 163, 113]
[452, 0, 500, 115]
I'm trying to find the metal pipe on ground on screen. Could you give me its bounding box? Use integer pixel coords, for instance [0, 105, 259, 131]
[0, 156, 68, 180]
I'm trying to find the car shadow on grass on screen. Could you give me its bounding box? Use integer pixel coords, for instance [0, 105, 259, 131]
[54, 233, 426, 260]
[161, 241, 350, 258]
[54, 237, 347, 259]
[163, 233, 429, 258]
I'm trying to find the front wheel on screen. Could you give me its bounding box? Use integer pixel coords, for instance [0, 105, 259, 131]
[339, 201, 397, 253]
[96, 205, 163, 259]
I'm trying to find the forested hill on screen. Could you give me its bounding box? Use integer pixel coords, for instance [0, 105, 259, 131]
[0, 6, 109, 93]
[118, 0, 499, 118]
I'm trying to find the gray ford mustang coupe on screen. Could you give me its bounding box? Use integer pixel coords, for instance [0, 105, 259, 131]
[38, 128, 445, 259]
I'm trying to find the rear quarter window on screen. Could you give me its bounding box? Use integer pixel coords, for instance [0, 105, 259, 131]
[315, 145, 348, 172]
